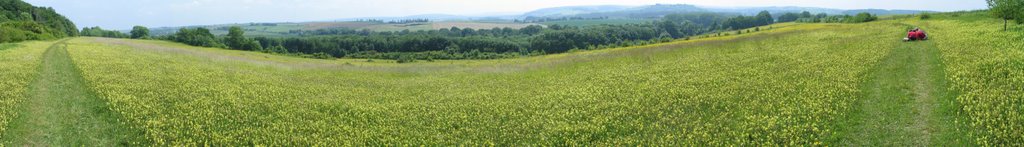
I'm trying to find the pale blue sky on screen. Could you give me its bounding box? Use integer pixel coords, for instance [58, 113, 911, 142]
[24, 0, 989, 30]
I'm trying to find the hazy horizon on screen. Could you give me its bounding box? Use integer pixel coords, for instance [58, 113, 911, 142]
[25, 0, 989, 30]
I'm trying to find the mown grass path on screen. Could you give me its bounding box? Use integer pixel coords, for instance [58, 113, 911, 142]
[841, 28, 967, 146]
[1, 40, 145, 146]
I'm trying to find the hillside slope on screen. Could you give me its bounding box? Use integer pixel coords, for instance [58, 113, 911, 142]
[1, 12, 1021, 145]
[65, 22, 891, 145]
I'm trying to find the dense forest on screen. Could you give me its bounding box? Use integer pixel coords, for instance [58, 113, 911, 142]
[154, 11, 878, 61]
[774, 11, 878, 23]
[0, 0, 77, 43]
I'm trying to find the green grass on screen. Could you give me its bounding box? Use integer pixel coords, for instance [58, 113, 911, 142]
[0, 41, 49, 142]
[64, 21, 895, 145]
[832, 33, 968, 146]
[1, 11, 1021, 146]
[0, 43, 19, 51]
[923, 12, 1024, 146]
[1, 39, 147, 146]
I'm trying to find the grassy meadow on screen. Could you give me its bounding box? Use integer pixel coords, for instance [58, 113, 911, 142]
[923, 12, 1024, 145]
[0, 12, 1021, 145]
[0, 41, 49, 140]
[69, 21, 891, 145]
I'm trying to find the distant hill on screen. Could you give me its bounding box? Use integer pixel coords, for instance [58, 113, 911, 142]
[842, 9, 935, 15]
[575, 4, 709, 18]
[522, 4, 934, 19]
[146, 4, 935, 36]
[338, 14, 475, 22]
[523, 4, 708, 18]
[522, 5, 633, 17]
[1, 0, 79, 42]
[699, 6, 933, 16]
[700, 6, 845, 16]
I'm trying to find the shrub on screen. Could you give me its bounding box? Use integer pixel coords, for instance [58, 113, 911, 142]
[847, 12, 878, 23]
[311, 52, 333, 59]
[171, 28, 224, 48]
[0, 21, 58, 43]
[396, 55, 416, 63]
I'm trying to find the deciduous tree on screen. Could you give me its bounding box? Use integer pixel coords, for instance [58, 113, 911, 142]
[987, 0, 1024, 31]
[130, 25, 150, 39]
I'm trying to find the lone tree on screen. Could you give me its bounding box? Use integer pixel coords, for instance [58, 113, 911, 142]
[225, 26, 247, 50]
[130, 26, 149, 39]
[987, 0, 1023, 31]
[225, 26, 262, 51]
[755, 11, 774, 25]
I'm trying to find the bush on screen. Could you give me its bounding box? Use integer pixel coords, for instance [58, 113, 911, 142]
[920, 13, 932, 20]
[310, 52, 333, 59]
[396, 55, 416, 63]
[0, 21, 57, 43]
[171, 28, 224, 48]
[846, 12, 878, 23]
[131, 26, 151, 39]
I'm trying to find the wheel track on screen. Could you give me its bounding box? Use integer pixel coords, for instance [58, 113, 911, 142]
[0, 39, 146, 146]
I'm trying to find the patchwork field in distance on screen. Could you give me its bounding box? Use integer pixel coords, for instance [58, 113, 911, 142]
[539, 19, 655, 27]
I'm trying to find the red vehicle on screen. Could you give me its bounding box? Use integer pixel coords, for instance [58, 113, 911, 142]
[905, 28, 928, 41]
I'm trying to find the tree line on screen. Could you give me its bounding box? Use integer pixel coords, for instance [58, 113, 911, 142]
[155, 26, 261, 51]
[81, 26, 128, 38]
[80, 26, 150, 39]
[161, 23, 668, 60]
[775, 11, 878, 23]
[1, 0, 78, 43]
[154, 11, 880, 62]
